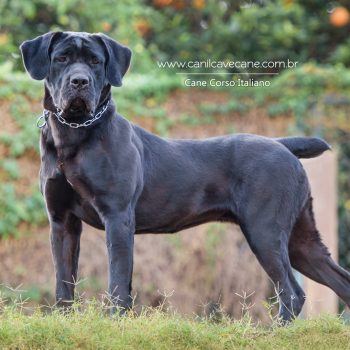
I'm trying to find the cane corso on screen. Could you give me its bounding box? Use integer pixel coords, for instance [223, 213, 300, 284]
[20, 31, 350, 321]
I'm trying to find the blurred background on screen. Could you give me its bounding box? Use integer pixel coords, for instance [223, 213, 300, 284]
[0, 0, 350, 322]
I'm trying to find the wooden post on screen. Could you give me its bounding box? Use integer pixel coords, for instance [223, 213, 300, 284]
[300, 151, 338, 317]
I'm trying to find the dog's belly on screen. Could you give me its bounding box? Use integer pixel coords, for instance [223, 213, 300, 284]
[134, 190, 238, 233]
[135, 209, 237, 234]
[70, 195, 237, 234]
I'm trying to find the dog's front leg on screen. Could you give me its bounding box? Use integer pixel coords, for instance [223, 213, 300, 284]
[50, 213, 82, 308]
[105, 212, 134, 313]
[45, 176, 81, 308]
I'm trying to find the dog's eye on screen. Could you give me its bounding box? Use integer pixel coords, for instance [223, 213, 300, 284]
[56, 56, 67, 63]
[91, 57, 100, 64]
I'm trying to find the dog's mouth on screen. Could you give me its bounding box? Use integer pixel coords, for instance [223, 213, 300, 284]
[64, 97, 91, 115]
[62, 97, 93, 117]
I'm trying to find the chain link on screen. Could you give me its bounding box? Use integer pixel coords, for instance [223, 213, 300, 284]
[36, 110, 50, 128]
[36, 100, 110, 129]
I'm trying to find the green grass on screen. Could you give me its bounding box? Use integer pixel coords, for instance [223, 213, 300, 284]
[0, 301, 349, 349]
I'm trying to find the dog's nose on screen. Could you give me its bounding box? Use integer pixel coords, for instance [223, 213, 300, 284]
[70, 75, 89, 89]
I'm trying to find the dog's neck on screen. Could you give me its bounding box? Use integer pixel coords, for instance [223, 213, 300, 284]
[43, 86, 114, 160]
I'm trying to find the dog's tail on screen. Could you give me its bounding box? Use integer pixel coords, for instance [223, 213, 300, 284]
[276, 136, 331, 159]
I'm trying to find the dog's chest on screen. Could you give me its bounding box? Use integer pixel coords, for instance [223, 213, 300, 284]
[58, 159, 96, 200]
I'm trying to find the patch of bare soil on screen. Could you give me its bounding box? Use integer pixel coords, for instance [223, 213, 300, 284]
[0, 101, 20, 160]
[0, 101, 20, 134]
[0, 99, 41, 190]
[163, 90, 292, 138]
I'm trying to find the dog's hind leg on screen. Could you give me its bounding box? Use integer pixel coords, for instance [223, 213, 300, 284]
[241, 217, 305, 322]
[289, 197, 350, 307]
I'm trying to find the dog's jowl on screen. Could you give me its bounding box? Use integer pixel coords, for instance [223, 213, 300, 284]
[20, 31, 350, 321]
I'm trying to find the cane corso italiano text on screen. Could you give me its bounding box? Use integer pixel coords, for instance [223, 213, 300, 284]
[20, 31, 350, 321]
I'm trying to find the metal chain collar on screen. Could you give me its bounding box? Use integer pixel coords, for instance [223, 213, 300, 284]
[36, 100, 110, 129]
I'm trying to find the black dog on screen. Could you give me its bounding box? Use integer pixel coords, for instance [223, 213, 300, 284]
[20, 32, 350, 321]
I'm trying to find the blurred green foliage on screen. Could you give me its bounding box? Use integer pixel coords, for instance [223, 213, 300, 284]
[0, 0, 155, 72]
[1, 0, 350, 72]
[145, 0, 350, 67]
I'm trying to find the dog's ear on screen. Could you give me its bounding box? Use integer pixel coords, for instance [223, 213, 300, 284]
[97, 33, 132, 87]
[20, 32, 61, 80]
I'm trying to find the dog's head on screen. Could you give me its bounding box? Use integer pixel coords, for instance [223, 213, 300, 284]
[20, 31, 131, 117]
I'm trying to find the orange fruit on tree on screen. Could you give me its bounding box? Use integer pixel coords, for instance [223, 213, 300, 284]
[330, 7, 350, 27]
[101, 22, 112, 32]
[193, 0, 205, 9]
[134, 19, 151, 36]
[173, 0, 185, 10]
[153, 0, 173, 7]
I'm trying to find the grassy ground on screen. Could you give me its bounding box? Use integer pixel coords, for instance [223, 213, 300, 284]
[0, 302, 349, 350]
